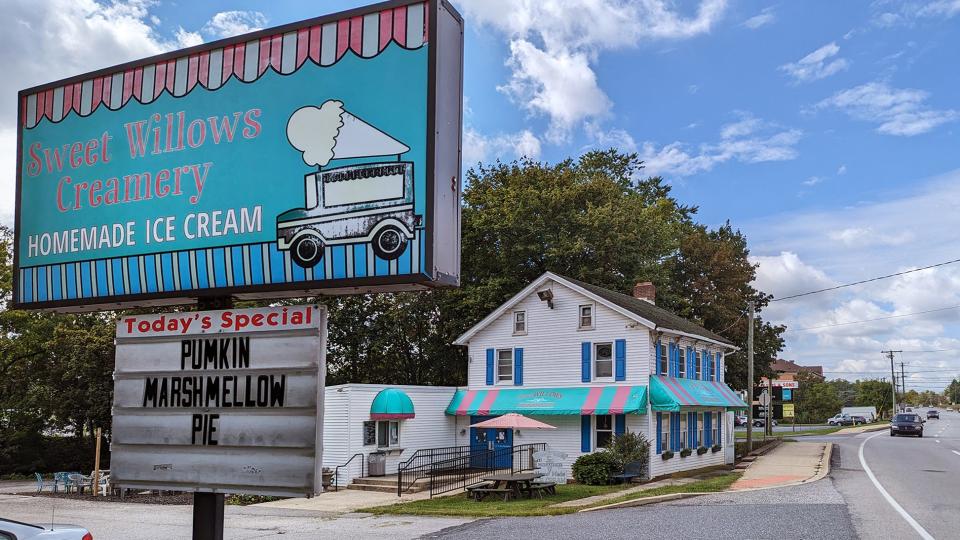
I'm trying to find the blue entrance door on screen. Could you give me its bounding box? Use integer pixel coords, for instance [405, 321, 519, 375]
[469, 416, 514, 469]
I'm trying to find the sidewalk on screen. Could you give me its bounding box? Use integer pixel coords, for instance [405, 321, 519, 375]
[730, 441, 830, 491]
[835, 423, 887, 435]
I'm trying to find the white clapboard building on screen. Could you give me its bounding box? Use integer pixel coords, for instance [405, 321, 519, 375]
[447, 272, 746, 479]
[323, 272, 747, 489]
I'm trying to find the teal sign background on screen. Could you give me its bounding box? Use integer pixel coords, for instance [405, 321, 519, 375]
[19, 46, 427, 264]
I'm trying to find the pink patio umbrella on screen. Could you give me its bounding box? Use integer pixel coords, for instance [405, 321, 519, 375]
[470, 413, 557, 430]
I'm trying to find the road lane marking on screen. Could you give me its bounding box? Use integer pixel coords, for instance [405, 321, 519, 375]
[953, 450, 960, 457]
[936, 440, 940, 443]
[859, 432, 935, 540]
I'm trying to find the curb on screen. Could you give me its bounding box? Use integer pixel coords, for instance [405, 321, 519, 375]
[577, 492, 708, 512]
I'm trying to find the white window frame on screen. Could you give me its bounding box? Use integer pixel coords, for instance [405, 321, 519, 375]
[578, 304, 594, 330]
[695, 350, 702, 380]
[712, 412, 719, 445]
[513, 310, 527, 335]
[680, 414, 688, 449]
[594, 342, 614, 381]
[496, 348, 514, 384]
[376, 420, 400, 448]
[595, 414, 614, 449]
[679, 347, 686, 378]
[698, 413, 705, 447]
[658, 343, 668, 375]
[660, 415, 670, 452]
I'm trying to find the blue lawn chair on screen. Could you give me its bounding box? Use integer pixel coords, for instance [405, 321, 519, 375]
[34, 473, 45, 493]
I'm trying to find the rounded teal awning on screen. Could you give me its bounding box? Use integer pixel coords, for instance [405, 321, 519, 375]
[370, 388, 415, 420]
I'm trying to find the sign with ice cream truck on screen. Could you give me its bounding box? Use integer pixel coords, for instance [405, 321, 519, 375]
[13, 0, 463, 310]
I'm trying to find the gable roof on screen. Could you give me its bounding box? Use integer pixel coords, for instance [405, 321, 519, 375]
[558, 275, 734, 346]
[771, 359, 824, 377]
[454, 272, 736, 348]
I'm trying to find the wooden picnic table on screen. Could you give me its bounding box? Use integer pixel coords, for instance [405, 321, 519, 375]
[474, 472, 545, 501]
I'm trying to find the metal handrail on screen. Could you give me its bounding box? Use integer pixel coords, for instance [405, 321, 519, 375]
[397, 445, 472, 496]
[333, 453, 365, 491]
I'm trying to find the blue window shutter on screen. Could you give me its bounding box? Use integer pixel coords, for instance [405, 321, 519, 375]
[581, 416, 591, 452]
[669, 343, 677, 376]
[581, 342, 592, 382]
[615, 414, 625, 436]
[485, 348, 494, 385]
[655, 340, 662, 375]
[704, 413, 712, 446]
[716, 353, 722, 381]
[688, 412, 695, 448]
[656, 413, 662, 454]
[702, 349, 708, 380]
[514, 348, 523, 386]
[671, 413, 680, 451]
[687, 348, 693, 378]
[614, 339, 626, 381]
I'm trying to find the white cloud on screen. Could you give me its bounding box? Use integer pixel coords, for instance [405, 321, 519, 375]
[462, 128, 542, 165]
[746, 170, 960, 389]
[779, 42, 849, 83]
[460, 0, 727, 142]
[837, 164, 847, 175]
[639, 113, 801, 178]
[585, 122, 638, 153]
[202, 10, 268, 39]
[815, 81, 960, 136]
[918, 0, 960, 17]
[743, 6, 776, 29]
[802, 176, 823, 186]
[175, 27, 204, 48]
[873, 0, 960, 26]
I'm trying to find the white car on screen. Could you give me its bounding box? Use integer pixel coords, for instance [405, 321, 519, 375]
[1, 518, 91, 540]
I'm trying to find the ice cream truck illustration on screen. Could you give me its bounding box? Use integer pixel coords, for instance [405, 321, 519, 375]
[278, 100, 422, 268]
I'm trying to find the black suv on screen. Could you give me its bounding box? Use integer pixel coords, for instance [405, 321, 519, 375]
[927, 410, 939, 419]
[890, 413, 924, 437]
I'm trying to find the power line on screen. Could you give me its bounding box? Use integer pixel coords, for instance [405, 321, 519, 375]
[783, 303, 960, 333]
[771, 257, 960, 302]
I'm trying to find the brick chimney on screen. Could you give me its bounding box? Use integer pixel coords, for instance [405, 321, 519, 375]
[633, 282, 656, 304]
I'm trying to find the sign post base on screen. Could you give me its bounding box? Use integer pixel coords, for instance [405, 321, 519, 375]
[192, 492, 224, 540]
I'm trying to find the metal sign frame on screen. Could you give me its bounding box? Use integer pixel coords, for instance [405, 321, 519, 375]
[13, 0, 463, 312]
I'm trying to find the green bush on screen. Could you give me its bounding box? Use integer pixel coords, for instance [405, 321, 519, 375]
[572, 451, 618, 485]
[607, 432, 650, 471]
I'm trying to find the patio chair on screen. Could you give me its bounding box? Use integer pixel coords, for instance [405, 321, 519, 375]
[34, 473, 45, 493]
[68, 473, 92, 494]
[609, 460, 644, 484]
[52, 472, 71, 493]
[96, 474, 111, 497]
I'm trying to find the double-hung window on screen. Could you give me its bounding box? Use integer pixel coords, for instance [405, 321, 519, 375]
[496, 349, 513, 384]
[594, 343, 613, 379]
[679, 414, 688, 449]
[712, 412, 720, 444]
[678, 347, 686, 378]
[660, 415, 670, 452]
[513, 311, 527, 335]
[578, 305, 594, 329]
[659, 343, 668, 375]
[698, 413, 705, 446]
[695, 351, 702, 380]
[595, 414, 613, 448]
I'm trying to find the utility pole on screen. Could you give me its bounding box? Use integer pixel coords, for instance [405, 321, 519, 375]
[882, 350, 901, 418]
[767, 377, 774, 436]
[899, 362, 907, 405]
[746, 301, 755, 452]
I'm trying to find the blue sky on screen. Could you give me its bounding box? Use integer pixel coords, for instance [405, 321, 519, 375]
[3, 0, 960, 391]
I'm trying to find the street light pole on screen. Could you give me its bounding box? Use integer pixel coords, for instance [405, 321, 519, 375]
[746, 301, 755, 453]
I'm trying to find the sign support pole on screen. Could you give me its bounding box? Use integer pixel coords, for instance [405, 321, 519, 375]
[192, 296, 232, 540]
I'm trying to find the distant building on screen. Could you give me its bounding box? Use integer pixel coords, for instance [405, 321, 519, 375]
[765, 359, 825, 383]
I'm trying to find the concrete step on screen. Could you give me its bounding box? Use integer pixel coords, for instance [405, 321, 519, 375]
[346, 482, 401, 493]
[350, 476, 431, 488]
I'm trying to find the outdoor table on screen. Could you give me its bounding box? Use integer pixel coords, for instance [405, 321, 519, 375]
[480, 472, 544, 500]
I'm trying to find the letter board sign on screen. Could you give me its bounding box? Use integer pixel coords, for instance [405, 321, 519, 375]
[14, 0, 463, 311]
[110, 305, 326, 497]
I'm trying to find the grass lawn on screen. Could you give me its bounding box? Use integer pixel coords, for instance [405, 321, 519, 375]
[582, 472, 741, 509]
[735, 426, 841, 439]
[360, 473, 742, 517]
[361, 483, 630, 517]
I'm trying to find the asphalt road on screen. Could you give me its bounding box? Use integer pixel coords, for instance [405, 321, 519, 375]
[428, 480, 857, 540]
[809, 409, 960, 540]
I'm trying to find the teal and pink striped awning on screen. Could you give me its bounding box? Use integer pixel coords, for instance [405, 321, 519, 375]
[649, 375, 747, 412]
[445, 386, 648, 416]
